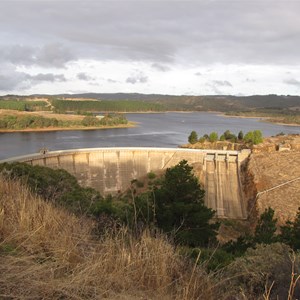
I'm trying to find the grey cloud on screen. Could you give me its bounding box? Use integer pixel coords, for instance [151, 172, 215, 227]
[206, 80, 233, 94]
[29, 73, 66, 82]
[0, 65, 31, 91]
[77, 72, 94, 81]
[195, 72, 202, 76]
[285, 78, 300, 87]
[0, 64, 67, 91]
[151, 63, 170, 72]
[126, 72, 148, 84]
[36, 43, 75, 67]
[107, 79, 118, 83]
[0, 45, 36, 65]
[0, 1, 299, 66]
[0, 44, 75, 68]
[212, 80, 232, 87]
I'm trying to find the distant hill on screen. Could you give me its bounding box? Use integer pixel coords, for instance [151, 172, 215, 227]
[2, 93, 300, 113]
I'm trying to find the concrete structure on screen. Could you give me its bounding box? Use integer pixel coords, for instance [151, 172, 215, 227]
[0, 148, 250, 219]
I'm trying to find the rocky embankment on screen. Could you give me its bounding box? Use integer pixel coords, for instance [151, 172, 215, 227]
[244, 135, 300, 225]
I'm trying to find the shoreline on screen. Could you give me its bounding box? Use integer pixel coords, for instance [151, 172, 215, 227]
[218, 113, 300, 127]
[0, 122, 137, 133]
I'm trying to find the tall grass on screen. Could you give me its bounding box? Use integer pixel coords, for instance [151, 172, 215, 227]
[0, 176, 213, 299]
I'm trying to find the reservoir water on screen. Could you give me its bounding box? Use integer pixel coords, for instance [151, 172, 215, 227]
[0, 112, 299, 160]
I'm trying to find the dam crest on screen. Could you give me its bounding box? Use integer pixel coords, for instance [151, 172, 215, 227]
[1, 147, 250, 219]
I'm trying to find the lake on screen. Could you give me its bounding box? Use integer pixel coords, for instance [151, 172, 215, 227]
[0, 112, 299, 160]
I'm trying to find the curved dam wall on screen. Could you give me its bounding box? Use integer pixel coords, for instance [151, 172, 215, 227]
[1, 148, 250, 219]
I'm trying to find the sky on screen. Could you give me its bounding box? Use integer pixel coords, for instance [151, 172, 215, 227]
[1, 0, 300, 96]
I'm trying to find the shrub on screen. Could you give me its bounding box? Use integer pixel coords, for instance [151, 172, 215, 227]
[244, 130, 263, 144]
[280, 207, 300, 250]
[147, 171, 156, 179]
[188, 131, 198, 144]
[0, 162, 103, 215]
[209, 132, 218, 142]
[81, 116, 99, 126]
[219, 243, 300, 300]
[238, 130, 244, 140]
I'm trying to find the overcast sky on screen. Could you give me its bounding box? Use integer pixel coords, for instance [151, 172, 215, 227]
[1, 0, 300, 96]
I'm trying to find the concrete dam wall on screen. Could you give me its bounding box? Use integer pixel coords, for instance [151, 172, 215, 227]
[1, 148, 250, 219]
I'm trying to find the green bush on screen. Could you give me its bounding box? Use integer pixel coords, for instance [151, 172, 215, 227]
[220, 243, 300, 300]
[0, 162, 103, 215]
[244, 130, 263, 144]
[209, 132, 218, 142]
[81, 116, 99, 126]
[147, 171, 156, 180]
[188, 131, 198, 144]
[280, 207, 300, 250]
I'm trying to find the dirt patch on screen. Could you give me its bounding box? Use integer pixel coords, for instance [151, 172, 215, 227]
[0, 109, 84, 121]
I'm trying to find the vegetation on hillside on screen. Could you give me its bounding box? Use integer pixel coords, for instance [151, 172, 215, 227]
[0, 99, 50, 111]
[0, 176, 212, 299]
[188, 129, 263, 145]
[226, 110, 300, 125]
[1, 159, 300, 298]
[0, 113, 128, 130]
[51, 99, 166, 113]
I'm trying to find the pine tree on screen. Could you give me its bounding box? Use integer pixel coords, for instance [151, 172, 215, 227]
[238, 130, 244, 140]
[254, 207, 278, 244]
[188, 131, 198, 144]
[154, 160, 219, 247]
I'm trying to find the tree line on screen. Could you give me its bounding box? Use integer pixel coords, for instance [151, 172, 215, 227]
[0, 114, 128, 130]
[188, 129, 263, 145]
[51, 99, 166, 113]
[0, 100, 50, 111]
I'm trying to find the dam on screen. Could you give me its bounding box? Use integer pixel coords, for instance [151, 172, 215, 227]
[0, 147, 250, 219]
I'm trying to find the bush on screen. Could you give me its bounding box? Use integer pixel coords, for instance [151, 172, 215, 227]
[0, 162, 103, 215]
[147, 171, 156, 180]
[219, 243, 300, 300]
[81, 116, 99, 126]
[254, 207, 278, 244]
[188, 131, 198, 144]
[209, 132, 218, 142]
[181, 247, 235, 272]
[238, 130, 244, 140]
[244, 130, 263, 144]
[280, 207, 300, 250]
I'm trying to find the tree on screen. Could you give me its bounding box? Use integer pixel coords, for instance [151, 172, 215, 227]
[244, 130, 263, 145]
[188, 131, 198, 144]
[224, 130, 232, 140]
[238, 130, 244, 140]
[154, 160, 218, 246]
[244, 131, 254, 143]
[209, 132, 218, 142]
[253, 130, 263, 145]
[280, 207, 300, 250]
[254, 207, 278, 244]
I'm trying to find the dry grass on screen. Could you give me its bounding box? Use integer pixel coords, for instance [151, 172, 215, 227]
[0, 109, 85, 121]
[0, 176, 213, 299]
